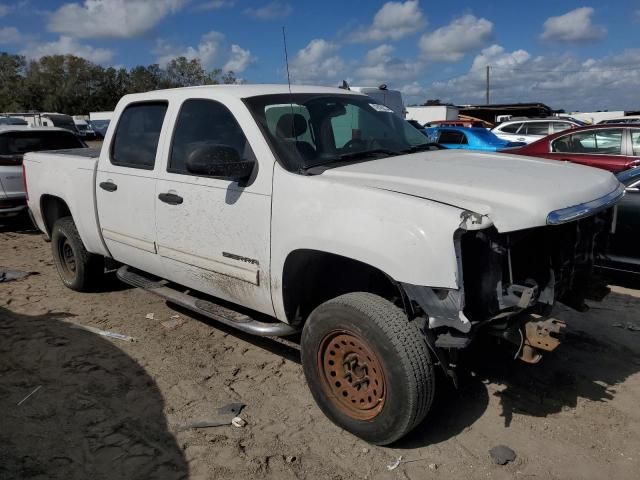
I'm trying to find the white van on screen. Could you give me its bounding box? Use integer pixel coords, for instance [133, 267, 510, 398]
[349, 85, 405, 118]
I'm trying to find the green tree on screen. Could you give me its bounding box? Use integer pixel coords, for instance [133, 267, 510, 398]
[0, 53, 26, 111]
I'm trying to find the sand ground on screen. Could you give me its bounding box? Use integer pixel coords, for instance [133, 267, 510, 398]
[1, 215, 639, 480]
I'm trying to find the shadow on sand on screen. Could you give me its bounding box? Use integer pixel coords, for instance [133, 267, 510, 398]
[0, 307, 188, 480]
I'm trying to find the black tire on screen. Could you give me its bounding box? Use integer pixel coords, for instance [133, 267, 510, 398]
[301, 292, 435, 445]
[51, 216, 102, 291]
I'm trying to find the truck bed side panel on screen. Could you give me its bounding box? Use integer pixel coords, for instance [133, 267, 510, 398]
[24, 150, 109, 257]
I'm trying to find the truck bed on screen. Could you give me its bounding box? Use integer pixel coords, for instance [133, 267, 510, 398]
[24, 148, 109, 257]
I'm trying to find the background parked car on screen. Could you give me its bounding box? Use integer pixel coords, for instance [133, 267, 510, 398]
[598, 116, 640, 125]
[503, 124, 640, 173]
[0, 126, 86, 217]
[74, 119, 97, 140]
[88, 119, 109, 139]
[425, 126, 525, 151]
[423, 119, 488, 129]
[0, 117, 28, 126]
[597, 167, 640, 275]
[492, 118, 582, 144]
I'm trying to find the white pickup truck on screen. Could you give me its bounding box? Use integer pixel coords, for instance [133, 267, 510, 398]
[24, 85, 623, 445]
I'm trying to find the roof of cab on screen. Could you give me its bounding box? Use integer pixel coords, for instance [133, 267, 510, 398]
[119, 84, 366, 102]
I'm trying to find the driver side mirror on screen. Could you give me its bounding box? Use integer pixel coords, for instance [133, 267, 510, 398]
[186, 144, 255, 181]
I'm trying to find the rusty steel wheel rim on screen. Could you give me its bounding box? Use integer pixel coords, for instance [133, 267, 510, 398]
[317, 330, 386, 421]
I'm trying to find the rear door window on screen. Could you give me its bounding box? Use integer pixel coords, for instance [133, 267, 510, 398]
[499, 123, 522, 134]
[523, 122, 549, 136]
[437, 130, 466, 144]
[551, 122, 573, 134]
[552, 129, 623, 154]
[631, 131, 640, 155]
[111, 102, 168, 169]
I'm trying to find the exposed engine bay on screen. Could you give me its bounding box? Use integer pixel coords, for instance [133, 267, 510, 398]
[403, 208, 613, 366]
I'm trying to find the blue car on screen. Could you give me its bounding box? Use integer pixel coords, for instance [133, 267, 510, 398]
[425, 126, 525, 151]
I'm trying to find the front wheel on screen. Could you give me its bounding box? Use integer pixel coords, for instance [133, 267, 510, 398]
[301, 292, 435, 445]
[51, 216, 103, 291]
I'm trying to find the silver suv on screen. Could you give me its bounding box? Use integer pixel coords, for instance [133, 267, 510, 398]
[492, 118, 582, 144]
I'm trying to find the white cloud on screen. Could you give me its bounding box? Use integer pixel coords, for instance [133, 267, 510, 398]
[244, 1, 292, 20]
[223, 44, 256, 73]
[0, 26, 22, 44]
[350, 0, 425, 42]
[540, 7, 606, 42]
[416, 45, 640, 111]
[22, 35, 114, 63]
[289, 39, 346, 84]
[49, 0, 186, 39]
[194, 0, 235, 10]
[419, 14, 493, 62]
[0, 3, 10, 17]
[154, 31, 255, 73]
[355, 44, 422, 84]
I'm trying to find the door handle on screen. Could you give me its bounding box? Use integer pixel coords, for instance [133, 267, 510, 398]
[99, 181, 117, 192]
[517, 137, 525, 141]
[158, 192, 183, 205]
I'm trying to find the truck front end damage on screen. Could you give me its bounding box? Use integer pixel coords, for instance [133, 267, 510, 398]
[403, 197, 619, 368]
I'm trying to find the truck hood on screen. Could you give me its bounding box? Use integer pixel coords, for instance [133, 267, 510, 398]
[321, 149, 622, 232]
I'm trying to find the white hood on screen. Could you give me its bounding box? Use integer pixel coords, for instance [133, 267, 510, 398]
[322, 149, 622, 232]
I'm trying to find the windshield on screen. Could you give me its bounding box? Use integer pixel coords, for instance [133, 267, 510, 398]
[244, 93, 430, 172]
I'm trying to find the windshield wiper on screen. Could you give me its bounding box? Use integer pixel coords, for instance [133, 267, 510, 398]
[400, 143, 445, 154]
[337, 148, 398, 161]
[299, 148, 398, 175]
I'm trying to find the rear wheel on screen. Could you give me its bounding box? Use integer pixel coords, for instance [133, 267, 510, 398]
[51, 216, 102, 291]
[301, 292, 435, 445]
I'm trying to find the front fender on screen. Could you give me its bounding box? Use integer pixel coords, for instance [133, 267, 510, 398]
[270, 166, 466, 320]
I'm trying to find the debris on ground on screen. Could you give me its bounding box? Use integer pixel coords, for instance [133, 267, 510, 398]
[177, 402, 246, 431]
[0, 268, 33, 283]
[145, 312, 155, 320]
[489, 445, 517, 465]
[429, 463, 438, 470]
[613, 322, 640, 332]
[386, 456, 402, 471]
[285, 455, 297, 463]
[68, 323, 135, 342]
[161, 316, 186, 330]
[17, 385, 42, 406]
[231, 416, 247, 428]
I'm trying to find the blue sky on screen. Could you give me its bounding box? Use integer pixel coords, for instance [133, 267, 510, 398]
[1, 1, 639, 110]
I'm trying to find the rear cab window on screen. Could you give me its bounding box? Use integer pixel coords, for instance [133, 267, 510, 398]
[111, 102, 168, 169]
[0, 130, 85, 163]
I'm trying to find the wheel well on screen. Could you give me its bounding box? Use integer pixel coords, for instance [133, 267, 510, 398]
[40, 195, 71, 236]
[281, 249, 408, 325]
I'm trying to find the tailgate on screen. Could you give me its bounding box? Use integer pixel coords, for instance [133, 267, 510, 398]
[0, 165, 25, 198]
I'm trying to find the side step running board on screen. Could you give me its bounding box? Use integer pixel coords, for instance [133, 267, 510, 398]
[116, 266, 299, 337]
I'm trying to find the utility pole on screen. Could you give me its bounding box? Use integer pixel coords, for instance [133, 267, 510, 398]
[486, 65, 490, 105]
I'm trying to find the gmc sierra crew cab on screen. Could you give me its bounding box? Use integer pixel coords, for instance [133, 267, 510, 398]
[24, 85, 623, 445]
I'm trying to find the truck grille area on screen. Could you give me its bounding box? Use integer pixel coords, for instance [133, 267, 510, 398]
[460, 210, 611, 322]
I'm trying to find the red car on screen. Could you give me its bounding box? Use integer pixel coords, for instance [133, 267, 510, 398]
[502, 124, 640, 173]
